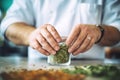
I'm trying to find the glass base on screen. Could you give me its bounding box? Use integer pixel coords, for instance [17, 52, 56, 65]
[47, 55, 71, 66]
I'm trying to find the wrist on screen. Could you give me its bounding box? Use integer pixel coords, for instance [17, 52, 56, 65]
[95, 25, 104, 44]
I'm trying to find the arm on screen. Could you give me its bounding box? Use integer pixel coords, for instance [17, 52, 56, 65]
[66, 24, 120, 55]
[5, 22, 35, 46]
[1, 0, 62, 56]
[5, 22, 62, 56]
[0, 0, 35, 45]
[100, 0, 120, 46]
[98, 25, 120, 46]
[66, 0, 120, 55]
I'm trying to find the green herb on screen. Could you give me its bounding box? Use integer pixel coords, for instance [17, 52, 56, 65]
[62, 65, 120, 80]
[50, 42, 70, 64]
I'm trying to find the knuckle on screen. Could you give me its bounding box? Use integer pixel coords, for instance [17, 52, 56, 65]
[80, 48, 85, 52]
[80, 45, 85, 50]
[76, 24, 80, 29]
[49, 26, 55, 31]
[76, 49, 82, 54]
[38, 48, 43, 52]
[42, 43, 49, 48]
[38, 49, 49, 56]
[46, 34, 52, 39]
[52, 44, 57, 48]
[72, 44, 78, 49]
[46, 24, 52, 29]
[82, 26, 88, 31]
[48, 49, 53, 53]
[41, 50, 46, 54]
[34, 44, 40, 50]
[70, 47, 75, 52]
[52, 31, 57, 36]
[76, 37, 83, 44]
[40, 38, 46, 43]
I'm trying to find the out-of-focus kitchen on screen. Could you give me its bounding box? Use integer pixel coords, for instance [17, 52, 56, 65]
[0, 0, 27, 57]
[0, 0, 120, 80]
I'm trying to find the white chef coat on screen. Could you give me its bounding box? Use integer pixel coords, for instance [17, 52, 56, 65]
[1, 0, 120, 59]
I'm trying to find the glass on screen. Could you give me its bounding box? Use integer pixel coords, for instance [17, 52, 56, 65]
[47, 42, 71, 66]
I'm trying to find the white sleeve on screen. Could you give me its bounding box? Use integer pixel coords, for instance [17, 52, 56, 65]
[102, 0, 120, 31]
[0, 0, 35, 36]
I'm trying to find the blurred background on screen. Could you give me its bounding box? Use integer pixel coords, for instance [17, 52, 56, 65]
[0, 0, 27, 57]
[0, 0, 119, 58]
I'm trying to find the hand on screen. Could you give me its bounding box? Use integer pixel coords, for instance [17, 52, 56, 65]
[66, 24, 101, 55]
[28, 24, 62, 56]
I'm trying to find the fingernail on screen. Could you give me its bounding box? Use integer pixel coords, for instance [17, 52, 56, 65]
[57, 39, 61, 42]
[55, 46, 60, 51]
[68, 48, 72, 53]
[46, 53, 50, 56]
[65, 42, 69, 46]
[52, 51, 56, 55]
[72, 53, 77, 56]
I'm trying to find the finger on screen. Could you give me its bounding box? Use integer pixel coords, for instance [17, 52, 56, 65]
[36, 33, 56, 55]
[40, 28, 60, 51]
[68, 26, 88, 53]
[47, 24, 62, 42]
[30, 39, 50, 56]
[84, 38, 95, 52]
[66, 25, 80, 46]
[72, 35, 92, 55]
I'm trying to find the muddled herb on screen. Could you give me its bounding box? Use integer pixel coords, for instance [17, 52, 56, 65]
[49, 42, 70, 64]
[62, 65, 120, 80]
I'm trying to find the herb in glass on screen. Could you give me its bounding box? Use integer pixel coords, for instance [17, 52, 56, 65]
[48, 42, 71, 65]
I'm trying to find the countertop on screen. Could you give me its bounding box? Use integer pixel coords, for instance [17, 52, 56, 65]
[0, 56, 120, 80]
[0, 56, 120, 72]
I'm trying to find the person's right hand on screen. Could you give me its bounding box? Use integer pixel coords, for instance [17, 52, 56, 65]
[28, 24, 62, 56]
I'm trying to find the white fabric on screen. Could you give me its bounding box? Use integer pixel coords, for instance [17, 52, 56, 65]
[1, 0, 120, 59]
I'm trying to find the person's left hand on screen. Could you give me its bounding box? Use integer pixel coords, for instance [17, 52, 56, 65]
[66, 24, 101, 55]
